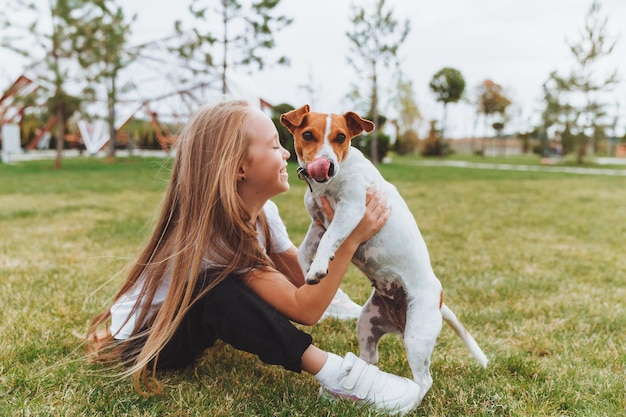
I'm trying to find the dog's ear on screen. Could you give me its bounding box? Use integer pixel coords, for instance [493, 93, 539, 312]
[280, 104, 311, 133]
[344, 111, 375, 137]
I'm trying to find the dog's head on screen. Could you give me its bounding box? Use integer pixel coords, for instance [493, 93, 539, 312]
[280, 104, 374, 183]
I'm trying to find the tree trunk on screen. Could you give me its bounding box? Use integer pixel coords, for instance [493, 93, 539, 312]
[54, 103, 64, 169]
[108, 75, 117, 159]
[370, 62, 379, 165]
[442, 103, 448, 140]
[577, 136, 587, 164]
[221, 0, 228, 95]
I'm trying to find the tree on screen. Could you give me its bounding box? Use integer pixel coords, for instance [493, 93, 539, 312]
[1, 0, 78, 168]
[538, 71, 578, 156]
[553, 0, 619, 163]
[0, 0, 115, 168]
[392, 75, 422, 155]
[72, 0, 134, 159]
[176, 0, 292, 95]
[475, 79, 511, 155]
[429, 67, 465, 139]
[346, 0, 410, 164]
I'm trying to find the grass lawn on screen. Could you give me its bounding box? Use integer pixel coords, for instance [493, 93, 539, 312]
[1, 155, 625, 416]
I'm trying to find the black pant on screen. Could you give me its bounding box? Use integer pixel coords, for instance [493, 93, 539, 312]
[123, 269, 313, 373]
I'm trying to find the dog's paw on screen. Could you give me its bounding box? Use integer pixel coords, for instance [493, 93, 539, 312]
[304, 255, 329, 284]
[305, 269, 328, 285]
[414, 373, 433, 404]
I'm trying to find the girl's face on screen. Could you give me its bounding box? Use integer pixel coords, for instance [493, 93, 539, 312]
[240, 108, 291, 201]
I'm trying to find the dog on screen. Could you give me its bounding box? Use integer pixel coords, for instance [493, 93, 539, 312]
[280, 105, 488, 404]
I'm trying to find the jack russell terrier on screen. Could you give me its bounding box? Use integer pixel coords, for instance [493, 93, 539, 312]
[280, 105, 488, 404]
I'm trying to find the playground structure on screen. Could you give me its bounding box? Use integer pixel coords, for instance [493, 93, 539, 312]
[0, 33, 271, 160]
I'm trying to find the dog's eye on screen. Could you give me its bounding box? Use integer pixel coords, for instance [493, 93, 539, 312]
[335, 134, 346, 144]
[302, 131, 314, 141]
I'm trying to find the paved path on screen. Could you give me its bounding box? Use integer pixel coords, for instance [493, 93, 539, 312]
[406, 160, 626, 177]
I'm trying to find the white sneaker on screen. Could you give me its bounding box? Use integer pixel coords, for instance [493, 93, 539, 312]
[321, 288, 362, 321]
[319, 352, 421, 415]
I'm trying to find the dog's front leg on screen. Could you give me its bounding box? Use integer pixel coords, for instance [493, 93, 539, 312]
[306, 199, 365, 283]
[297, 221, 324, 278]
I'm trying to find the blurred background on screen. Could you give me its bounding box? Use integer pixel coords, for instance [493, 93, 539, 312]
[1, 0, 624, 166]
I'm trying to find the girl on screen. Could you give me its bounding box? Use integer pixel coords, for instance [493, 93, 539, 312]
[86, 100, 420, 415]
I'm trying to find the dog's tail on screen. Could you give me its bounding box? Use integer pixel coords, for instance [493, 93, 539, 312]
[441, 303, 489, 367]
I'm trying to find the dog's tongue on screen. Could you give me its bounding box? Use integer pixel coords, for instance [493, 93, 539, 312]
[307, 158, 331, 182]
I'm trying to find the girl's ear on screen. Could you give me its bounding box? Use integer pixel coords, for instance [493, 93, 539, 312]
[237, 165, 247, 182]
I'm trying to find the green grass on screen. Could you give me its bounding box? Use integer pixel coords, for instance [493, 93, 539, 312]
[1, 155, 625, 416]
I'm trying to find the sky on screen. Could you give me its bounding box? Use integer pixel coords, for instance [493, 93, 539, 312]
[2, 0, 626, 138]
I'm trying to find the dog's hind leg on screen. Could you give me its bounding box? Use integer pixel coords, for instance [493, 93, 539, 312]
[403, 296, 443, 402]
[357, 290, 403, 365]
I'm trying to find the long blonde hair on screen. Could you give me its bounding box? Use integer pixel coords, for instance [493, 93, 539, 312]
[86, 100, 274, 394]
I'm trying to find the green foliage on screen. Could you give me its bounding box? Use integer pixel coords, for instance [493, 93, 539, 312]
[119, 118, 181, 150]
[0, 0, 135, 166]
[429, 67, 466, 106]
[271, 103, 297, 162]
[393, 76, 422, 138]
[20, 113, 48, 148]
[355, 112, 390, 160]
[346, 0, 410, 69]
[394, 129, 420, 155]
[346, 0, 410, 164]
[354, 132, 391, 161]
[177, 0, 292, 94]
[429, 67, 465, 140]
[541, 1, 619, 164]
[69, 0, 135, 157]
[46, 90, 81, 123]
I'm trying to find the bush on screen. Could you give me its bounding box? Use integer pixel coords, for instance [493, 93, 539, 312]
[420, 121, 451, 157]
[271, 103, 297, 162]
[354, 133, 390, 162]
[394, 129, 419, 155]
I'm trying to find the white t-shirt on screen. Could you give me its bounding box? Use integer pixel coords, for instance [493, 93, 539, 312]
[109, 200, 293, 340]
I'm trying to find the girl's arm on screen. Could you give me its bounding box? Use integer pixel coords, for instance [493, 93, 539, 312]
[269, 246, 304, 287]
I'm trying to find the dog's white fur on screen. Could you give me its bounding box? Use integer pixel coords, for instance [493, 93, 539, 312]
[281, 105, 488, 404]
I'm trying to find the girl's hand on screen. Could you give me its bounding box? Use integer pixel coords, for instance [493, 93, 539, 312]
[314, 198, 331, 228]
[317, 184, 390, 244]
[348, 184, 389, 244]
